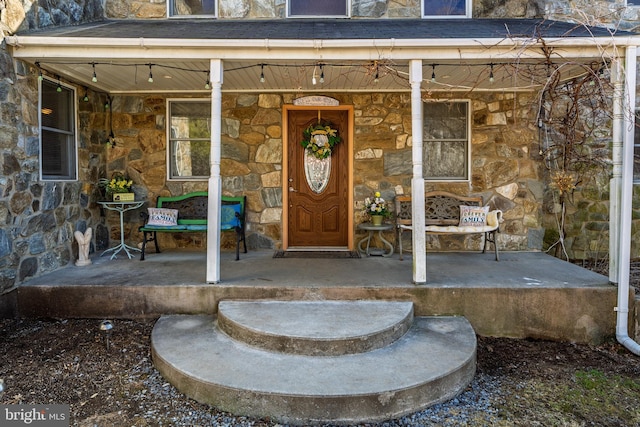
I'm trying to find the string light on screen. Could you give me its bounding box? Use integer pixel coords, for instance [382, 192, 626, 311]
[205, 72, 211, 89]
[56, 76, 62, 92]
[147, 64, 154, 83]
[431, 64, 436, 83]
[259, 64, 265, 83]
[91, 63, 98, 83]
[489, 63, 494, 83]
[311, 65, 317, 85]
[320, 64, 325, 84]
[83, 87, 89, 102]
[374, 66, 379, 84]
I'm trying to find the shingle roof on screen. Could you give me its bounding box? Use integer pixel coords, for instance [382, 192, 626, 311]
[19, 18, 629, 40]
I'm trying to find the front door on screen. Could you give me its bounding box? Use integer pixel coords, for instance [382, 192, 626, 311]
[286, 108, 350, 248]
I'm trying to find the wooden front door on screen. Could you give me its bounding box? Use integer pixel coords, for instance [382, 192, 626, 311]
[286, 109, 349, 248]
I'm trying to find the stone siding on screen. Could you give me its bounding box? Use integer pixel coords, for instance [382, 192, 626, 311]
[0, 57, 108, 294]
[100, 91, 542, 254]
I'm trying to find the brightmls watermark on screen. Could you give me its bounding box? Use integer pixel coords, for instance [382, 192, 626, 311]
[1, 405, 69, 426]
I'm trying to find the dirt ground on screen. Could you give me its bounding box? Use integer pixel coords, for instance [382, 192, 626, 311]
[1, 261, 639, 426]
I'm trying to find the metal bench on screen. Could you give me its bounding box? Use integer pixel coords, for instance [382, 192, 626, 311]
[139, 191, 247, 261]
[395, 191, 502, 261]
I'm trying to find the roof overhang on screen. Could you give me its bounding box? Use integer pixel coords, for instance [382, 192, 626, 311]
[6, 19, 639, 94]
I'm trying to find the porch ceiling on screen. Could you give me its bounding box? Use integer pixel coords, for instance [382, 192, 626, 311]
[7, 18, 637, 94]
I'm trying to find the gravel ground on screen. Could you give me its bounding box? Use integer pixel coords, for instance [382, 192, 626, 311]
[1, 260, 639, 426]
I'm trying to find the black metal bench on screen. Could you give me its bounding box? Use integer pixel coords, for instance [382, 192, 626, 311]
[139, 191, 247, 261]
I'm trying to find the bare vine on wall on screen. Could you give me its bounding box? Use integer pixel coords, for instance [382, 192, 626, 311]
[537, 60, 613, 259]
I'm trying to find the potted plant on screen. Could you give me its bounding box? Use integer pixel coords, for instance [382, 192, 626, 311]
[99, 173, 134, 201]
[363, 192, 390, 226]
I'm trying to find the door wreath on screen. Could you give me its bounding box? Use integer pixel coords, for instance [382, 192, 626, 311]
[300, 122, 341, 159]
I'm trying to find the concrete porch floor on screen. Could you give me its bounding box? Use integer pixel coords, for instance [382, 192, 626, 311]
[7, 249, 628, 345]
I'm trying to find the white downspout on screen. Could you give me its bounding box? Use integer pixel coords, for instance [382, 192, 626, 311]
[206, 59, 223, 284]
[609, 56, 623, 284]
[409, 59, 426, 284]
[616, 47, 640, 355]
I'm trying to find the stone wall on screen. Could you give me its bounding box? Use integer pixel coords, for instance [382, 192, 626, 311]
[0, 56, 108, 294]
[102, 90, 542, 254]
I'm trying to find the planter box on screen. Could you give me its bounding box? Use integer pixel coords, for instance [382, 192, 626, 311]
[113, 193, 135, 202]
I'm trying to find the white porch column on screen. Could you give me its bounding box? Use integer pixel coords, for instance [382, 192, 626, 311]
[206, 59, 223, 284]
[410, 59, 426, 284]
[615, 46, 640, 355]
[609, 57, 624, 284]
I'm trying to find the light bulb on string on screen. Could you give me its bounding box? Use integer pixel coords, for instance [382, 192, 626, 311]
[83, 87, 89, 102]
[311, 65, 317, 86]
[36, 62, 43, 82]
[259, 64, 265, 83]
[205, 72, 211, 90]
[56, 76, 62, 93]
[147, 64, 154, 83]
[489, 63, 495, 84]
[91, 63, 98, 83]
[320, 64, 324, 84]
[374, 68, 379, 84]
[431, 64, 436, 83]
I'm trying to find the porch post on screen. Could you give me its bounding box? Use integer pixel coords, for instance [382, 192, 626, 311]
[615, 46, 640, 354]
[206, 59, 223, 284]
[609, 57, 624, 284]
[410, 59, 426, 284]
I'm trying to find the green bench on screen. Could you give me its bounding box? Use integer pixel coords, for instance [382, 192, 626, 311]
[139, 191, 247, 261]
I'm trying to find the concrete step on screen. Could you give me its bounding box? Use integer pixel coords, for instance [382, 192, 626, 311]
[152, 301, 477, 425]
[217, 300, 414, 355]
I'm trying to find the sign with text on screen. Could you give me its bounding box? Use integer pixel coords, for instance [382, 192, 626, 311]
[1, 405, 69, 426]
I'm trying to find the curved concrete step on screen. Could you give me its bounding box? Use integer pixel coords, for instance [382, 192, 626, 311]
[217, 300, 414, 356]
[152, 313, 476, 425]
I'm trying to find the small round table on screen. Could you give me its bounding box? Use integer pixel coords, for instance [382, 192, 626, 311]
[98, 200, 145, 259]
[357, 222, 394, 257]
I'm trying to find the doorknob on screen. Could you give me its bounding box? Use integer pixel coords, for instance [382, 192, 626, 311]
[289, 186, 298, 192]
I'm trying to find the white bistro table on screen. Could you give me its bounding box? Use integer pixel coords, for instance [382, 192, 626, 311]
[98, 200, 145, 259]
[357, 222, 394, 257]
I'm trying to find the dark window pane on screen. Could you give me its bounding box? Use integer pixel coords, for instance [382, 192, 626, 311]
[423, 102, 469, 180]
[424, 102, 467, 140]
[171, 0, 215, 15]
[40, 79, 76, 180]
[290, 0, 347, 16]
[424, 0, 466, 16]
[634, 146, 640, 182]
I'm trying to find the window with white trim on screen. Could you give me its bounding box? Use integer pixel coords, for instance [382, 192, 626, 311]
[627, 0, 640, 7]
[423, 0, 471, 18]
[40, 78, 77, 181]
[634, 111, 640, 183]
[288, 0, 349, 17]
[168, 0, 216, 17]
[423, 101, 470, 181]
[167, 100, 211, 180]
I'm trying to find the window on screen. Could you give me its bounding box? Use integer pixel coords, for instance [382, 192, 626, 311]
[423, 0, 470, 18]
[168, 0, 216, 17]
[627, 0, 640, 6]
[167, 100, 211, 180]
[634, 111, 640, 183]
[40, 78, 77, 181]
[288, 0, 348, 17]
[423, 101, 470, 181]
